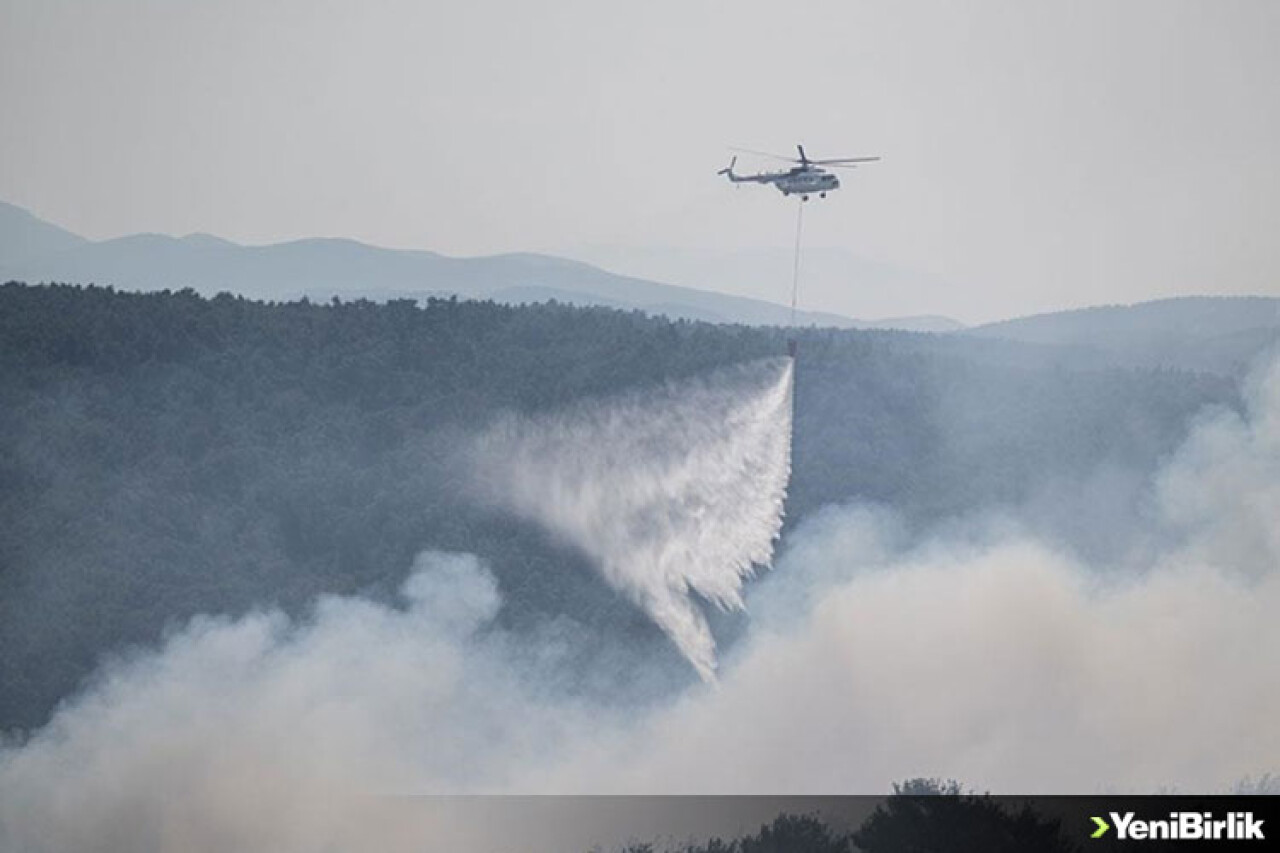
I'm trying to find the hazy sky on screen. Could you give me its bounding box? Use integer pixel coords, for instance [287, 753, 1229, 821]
[2, 0, 1278, 321]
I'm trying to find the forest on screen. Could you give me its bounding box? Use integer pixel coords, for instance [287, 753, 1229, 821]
[0, 282, 1238, 732]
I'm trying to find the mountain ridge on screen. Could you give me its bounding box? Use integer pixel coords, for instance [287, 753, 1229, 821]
[0, 201, 934, 331]
[962, 295, 1280, 373]
[5, 201, 1274, 348]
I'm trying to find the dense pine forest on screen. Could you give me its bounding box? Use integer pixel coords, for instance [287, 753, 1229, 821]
[0, 282, 1236, 731]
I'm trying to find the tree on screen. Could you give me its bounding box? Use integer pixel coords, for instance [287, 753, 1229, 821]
[676, 813, 849, 853]
[852, 778, 1076, 853]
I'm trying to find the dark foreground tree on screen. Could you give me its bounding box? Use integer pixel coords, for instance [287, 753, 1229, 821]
[852, 778, 1076, 853]
[677, 813, 849, 853]
[741, 813, 850, 853]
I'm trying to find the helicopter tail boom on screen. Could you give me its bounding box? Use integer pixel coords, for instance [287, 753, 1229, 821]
[717, 156, 742, 182]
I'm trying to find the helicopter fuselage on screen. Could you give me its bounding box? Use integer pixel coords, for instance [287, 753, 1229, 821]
[723, 164, 841, 197]
[773, 168, 839, 196]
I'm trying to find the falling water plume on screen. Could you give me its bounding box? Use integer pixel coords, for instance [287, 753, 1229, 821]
[471, 358, 795, 679]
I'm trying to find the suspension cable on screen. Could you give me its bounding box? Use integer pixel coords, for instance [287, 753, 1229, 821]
[790, 200, 804, 329]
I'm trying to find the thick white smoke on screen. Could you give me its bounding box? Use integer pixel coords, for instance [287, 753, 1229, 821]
[2, 353, 1278, 851]
[0, 552, 598, 852]
[532, 351, 1280, 794]
[1153, 352, 1280, 578]
[469, 357, 794, 679]
[539, 527, 1280, 794]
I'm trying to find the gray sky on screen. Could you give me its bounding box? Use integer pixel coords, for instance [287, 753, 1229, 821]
[2, 0, 1278, 322]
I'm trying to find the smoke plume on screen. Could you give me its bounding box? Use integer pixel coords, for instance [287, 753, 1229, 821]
[1, 353, 1278, 851]
[532, 351, 1280, 793]
[0, 552, 597, 852]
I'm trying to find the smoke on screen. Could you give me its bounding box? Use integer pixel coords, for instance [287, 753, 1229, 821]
[1, 353, 1278, 849]
[1153, 352, 1280, 578]
[533, 351, 1280, 794]
[469, 357, 794, 679]
[542, 529, 1280, 794]
[0, 552, 601, 851]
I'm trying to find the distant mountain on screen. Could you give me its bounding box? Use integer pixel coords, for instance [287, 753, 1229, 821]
[0, 201, 936, 330]
[866, 314, 966, 333]
[965, 296, 1280, 374]
[563, 244, 969, 332]
[0, 200, 88, 265]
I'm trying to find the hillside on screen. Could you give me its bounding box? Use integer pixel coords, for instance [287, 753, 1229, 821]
[966, 296, 1280, 373]
[0, 282, 1236, 733]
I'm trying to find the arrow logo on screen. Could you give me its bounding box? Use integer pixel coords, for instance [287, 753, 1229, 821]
[1091, 816, 1111, 838]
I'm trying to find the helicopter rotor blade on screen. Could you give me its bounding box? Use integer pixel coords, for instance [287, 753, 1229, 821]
[729, 146, 802, 164]
[811, 156, 881, 165]
[727, 147, 882, 167]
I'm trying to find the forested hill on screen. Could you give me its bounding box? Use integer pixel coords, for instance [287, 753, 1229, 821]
[966, 296, 1280, 374]
[0, 283, 1236, 732]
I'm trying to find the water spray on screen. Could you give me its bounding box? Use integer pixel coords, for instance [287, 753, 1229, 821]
[471, 359, 795, 679]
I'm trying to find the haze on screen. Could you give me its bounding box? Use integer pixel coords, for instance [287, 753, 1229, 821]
[2, 0, 1278, 322]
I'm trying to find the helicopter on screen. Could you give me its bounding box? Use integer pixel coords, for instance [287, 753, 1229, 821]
[718, 144, 879, 200]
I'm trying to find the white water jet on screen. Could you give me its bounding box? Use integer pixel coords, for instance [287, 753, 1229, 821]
[470, 358, 795, 679]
